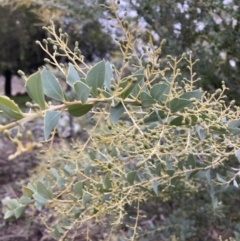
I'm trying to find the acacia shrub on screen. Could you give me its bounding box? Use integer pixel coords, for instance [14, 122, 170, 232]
[1, 1, 240, 240]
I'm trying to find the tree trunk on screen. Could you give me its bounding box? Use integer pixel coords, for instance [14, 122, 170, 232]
[4, 69, 12, 96]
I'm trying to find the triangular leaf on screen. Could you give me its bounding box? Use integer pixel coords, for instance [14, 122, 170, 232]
[110, 102, 125, 124]
[67, 103, 93, 117]
[86, 60, 105, 96]
[41, 68, 65, 102]
[0, 96, 24, 119]
[74, 81, 91, 103]
[44, 110, 60, 140]
[67, 63, 80, 87]
[26, 71, 46, 109]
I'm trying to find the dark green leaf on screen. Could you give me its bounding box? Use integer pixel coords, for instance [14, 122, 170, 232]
[186, 170, 199, 179]
[150, 82, 170, 102]
[74, 81, 91, 103]
[155, 163, 161, 176]
[82, 193, 91, 206]
[140, 91, 156, 106]
[36, 181, 53, 199]
[26, 71, 46, 109]
[166, 170, 175, 177]
[187, 154, 196, 168]
[166, 98, 192, 113]
[179, 90, 202, 100]
[127, 171, 137, 185]
[104, 62, 113, 92]
[209, 125, 228, 134]
[73, 181, 83, 197]
[205, 169, 211, 185]
[216, 173, 226, 183]
[144, 110, 163, 124]
[131, 68, 146, 97]
[84, 165, 95, 175]
[0, 96, 24, 119]
[67, 103, 93, 117]
[170, 115, 198, 126]
[52, 226, 62, 239]
[110, 103, 125, 124]
[44, 110, 60, 140]
[119, 69, 144, 99]
[67, 63, 80, 87]
[86, 60, 105, 96]
[41, 68, 64, 102]
[69, 194, 78, 202]
[103, 173, 112, 190]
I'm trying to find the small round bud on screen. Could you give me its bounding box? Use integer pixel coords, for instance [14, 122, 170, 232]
[25, 102, 33, 108]
[160, 39, 166, 46]
[3, 129, 10, 138]
[44, 58, 51, 63]
[35, 40, 41, 45]
[17, 133, 22, 140]
[43, 39, 48, 45]
[53, 45, 57, 51]
[17, 70, 25, 77]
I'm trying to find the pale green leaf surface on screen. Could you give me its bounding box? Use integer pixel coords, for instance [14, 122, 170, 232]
[86, 60, 105, 96]
[26, 71, 46, 109]
[41, 68, 64, 102]
[44, 110, 60, 140]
